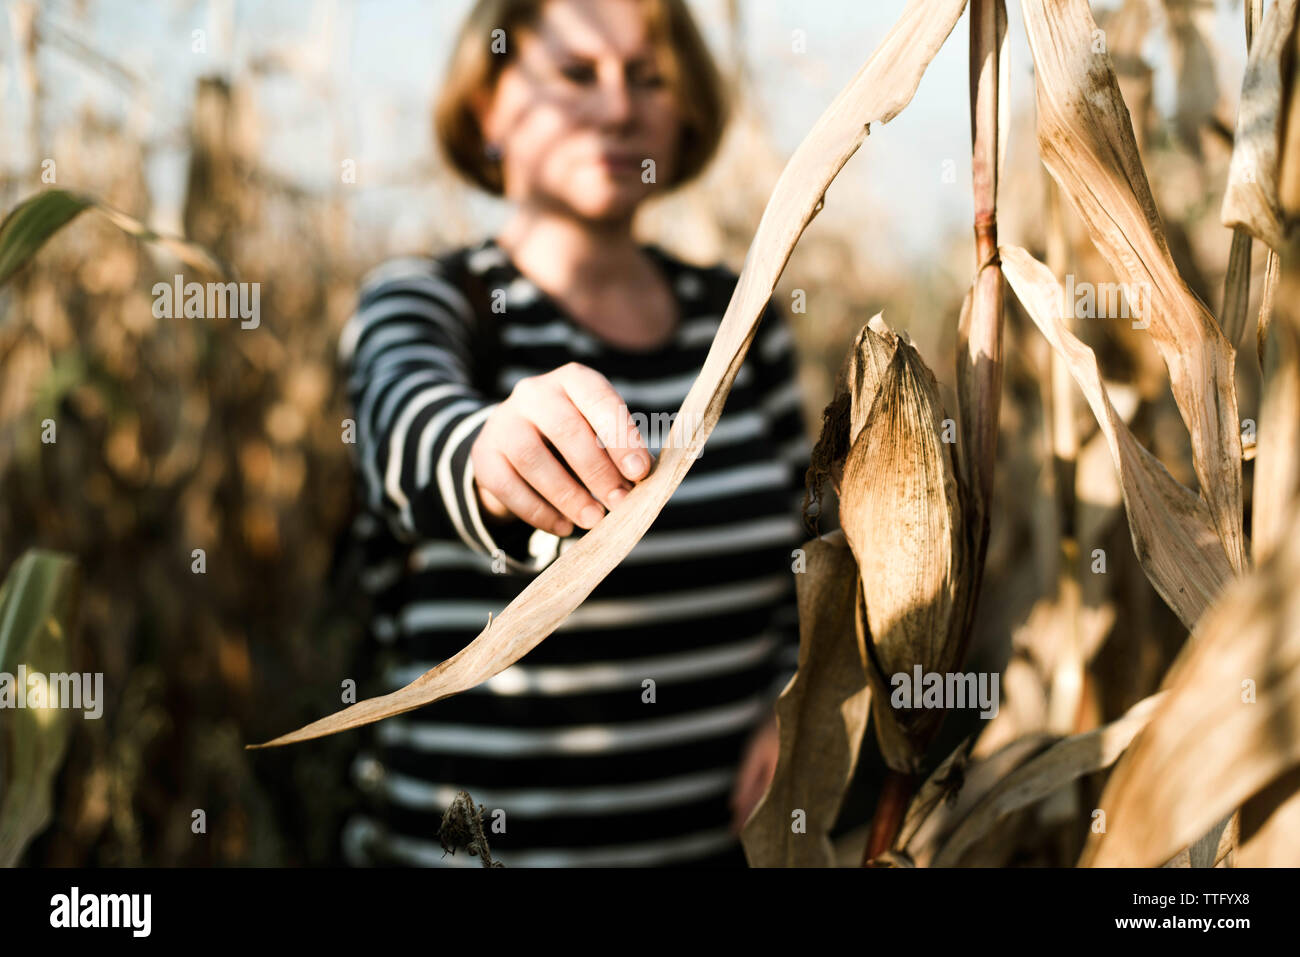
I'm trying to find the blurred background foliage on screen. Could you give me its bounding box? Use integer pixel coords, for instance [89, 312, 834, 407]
[0, 0, 1263, 865]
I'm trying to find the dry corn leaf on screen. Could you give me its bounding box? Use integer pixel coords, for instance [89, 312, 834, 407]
[1253, 314, 1300, 564]
[894, 734, 978, 851]
[1002, 245, 1233, 629]
[741, 531, 871, 868]
[1081, 498, 1300, 867]
[1220, 230, 1254, 349]
[1222, 1, 1290, 352]
[840, 330, 968, 772]
[1212, 811, 1241, 867]
[1186, 811, 1236, 868]
[1022, 0, 1247, 575]
[1238, 771, 1300, 866]
[1248, 4, 1300, 565]
[1223, 0, 1297, 251]
[1258, 247, 1283, 374]
[1218, 0, 1264, 352]
[252, 0, 972, 749]
[932, 692, 1164, 867]
[900, 732, 1056, 866]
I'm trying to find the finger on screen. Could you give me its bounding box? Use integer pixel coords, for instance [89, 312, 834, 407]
[503, 425, 608, 530]
[525, 388, 636, 510]
[558, 364, 652, 481]
[474, 448, 575, 537]
[476, 481, 512, 521]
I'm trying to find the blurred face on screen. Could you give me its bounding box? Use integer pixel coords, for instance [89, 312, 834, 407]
[475, 0, 682, 222]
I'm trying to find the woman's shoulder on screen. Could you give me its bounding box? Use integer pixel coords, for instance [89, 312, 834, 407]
[352, 239, 509, 321]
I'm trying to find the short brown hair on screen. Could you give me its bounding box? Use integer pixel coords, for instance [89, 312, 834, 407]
[434, 0, 729, 195]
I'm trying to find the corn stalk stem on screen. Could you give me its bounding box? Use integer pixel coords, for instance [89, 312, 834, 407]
[961, 0, 1007, 529]
[861, 770, 919, 865]
[953, 0, 1006, 695]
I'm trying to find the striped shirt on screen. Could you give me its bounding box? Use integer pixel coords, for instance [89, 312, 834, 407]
[338, 235, 811, 867]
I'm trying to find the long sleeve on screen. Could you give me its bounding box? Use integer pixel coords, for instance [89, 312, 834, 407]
[751, 298, 813, 701]
[338, 254, 556, 576]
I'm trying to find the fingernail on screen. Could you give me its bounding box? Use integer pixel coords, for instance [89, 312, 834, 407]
[608, 487, 628, 504]
[623, 452, 649, 479]
[557, 520, 574, 537]
[580, 504, 604, 528]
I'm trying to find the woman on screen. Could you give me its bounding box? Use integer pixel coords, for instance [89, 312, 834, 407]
[339, 0, 811, 867]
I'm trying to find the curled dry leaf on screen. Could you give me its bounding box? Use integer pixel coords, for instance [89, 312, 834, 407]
[1220, 229, 1254, 350]
[930, 692, 1163, 867]
[1081, 499, 1300, 867]
[741, 531, 871, 868]
[1186, 811, 1236, 868]
[1238, 770, 1300, 866]
[900, 732, 1055, 867]
[1222, 0, 1298, 251]
[1021, 0, 1247, 575]
[1001, 245, 1234, 629]
[839, 327, 970, 773]
[252, 0, 972, 749]
[1221, 0, 1289, 353]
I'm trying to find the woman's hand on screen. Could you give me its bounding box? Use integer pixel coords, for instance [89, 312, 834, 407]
[730, 711, 780, 835]
[471, 362, 653, 537]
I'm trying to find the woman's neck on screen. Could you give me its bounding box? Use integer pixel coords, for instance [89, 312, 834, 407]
[494, 209, 650, 295]
[492, 205, 679, 351]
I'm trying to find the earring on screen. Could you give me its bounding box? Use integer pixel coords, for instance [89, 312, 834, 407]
[484, 142, 502, 163]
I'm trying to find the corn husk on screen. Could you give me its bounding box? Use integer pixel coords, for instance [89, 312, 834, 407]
[839, 326, 969, 773]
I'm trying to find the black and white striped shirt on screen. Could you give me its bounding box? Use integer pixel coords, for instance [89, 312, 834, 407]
[338, 235, 811, 867]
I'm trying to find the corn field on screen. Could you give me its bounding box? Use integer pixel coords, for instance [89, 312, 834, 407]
[2, 0, 1299, 872]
